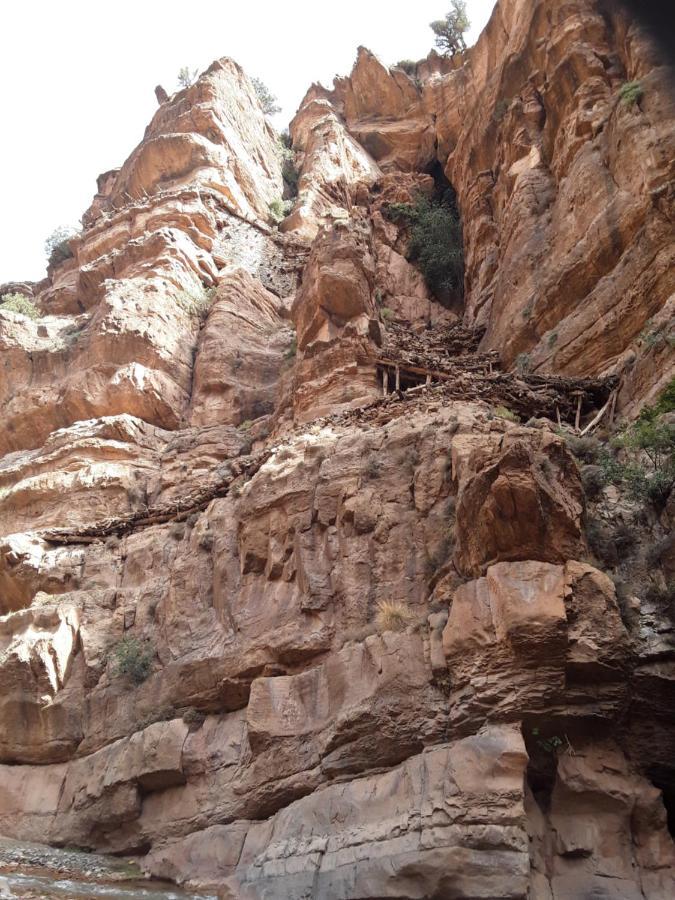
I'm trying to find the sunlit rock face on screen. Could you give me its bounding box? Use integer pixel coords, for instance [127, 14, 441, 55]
[1, 1, 674, 897]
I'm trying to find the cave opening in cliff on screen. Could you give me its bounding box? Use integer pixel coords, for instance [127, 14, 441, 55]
[649, 768, 675, 838]
[386, 159, 465, 315]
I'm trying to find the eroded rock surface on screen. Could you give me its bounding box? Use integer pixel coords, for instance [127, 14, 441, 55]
[1, 1, 674, 897]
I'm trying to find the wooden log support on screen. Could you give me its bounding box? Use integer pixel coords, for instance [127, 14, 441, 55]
[426, 374, 432, 386]
[382, 367, 388, 397]
[608, 385, 619, 426]
[395, 365, 400, 392]
[574, 393, 583, 431]
[579, 398, 610, 436]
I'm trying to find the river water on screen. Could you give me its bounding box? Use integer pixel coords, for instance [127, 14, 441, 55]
[0, 839, 217, 900]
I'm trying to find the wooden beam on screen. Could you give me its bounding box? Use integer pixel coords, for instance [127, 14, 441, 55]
[579, 399, 610, 436]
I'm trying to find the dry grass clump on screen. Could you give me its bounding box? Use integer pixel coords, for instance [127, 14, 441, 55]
[375, 600, 414, 633]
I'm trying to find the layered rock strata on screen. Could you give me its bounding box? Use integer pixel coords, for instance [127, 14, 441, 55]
[1, 1, 674, 898]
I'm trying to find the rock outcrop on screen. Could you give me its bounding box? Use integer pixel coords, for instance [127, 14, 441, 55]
[1, 1, 674, 898]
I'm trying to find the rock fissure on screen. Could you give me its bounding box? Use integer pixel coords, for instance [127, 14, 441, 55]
[1, 2, 674, 897]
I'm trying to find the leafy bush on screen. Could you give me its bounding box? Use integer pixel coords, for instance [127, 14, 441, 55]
[276, 137, 299, 193]
[493, 98, 509, 122]
[565, 434, 601, 464]
[380, 307, 394, 320]
[375, 600, 414, 633]
[252, 78, 281, 116]
[643, 377, 675, 419]
[0, 292, 39, 319]
[269, 198, 293, 223]
[619, 80, 643, 106]
[580, 464, 605, 499]
[177, 66, 199, 89]
[45, 225, 78, 265]
[113, 637, 153, 684]
[430, 1, 470, 56]
[395, 59, 417, 75]
[494, 405, 519, 423]
[284, 336, 297, 360]
[531, 728, 564, 755]
[384, 191, 464, 301]
[598, 388, 675, 507]
[515, 352, 531, 374]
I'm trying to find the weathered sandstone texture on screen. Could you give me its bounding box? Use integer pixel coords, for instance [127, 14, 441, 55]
[1, 1, 674, 897]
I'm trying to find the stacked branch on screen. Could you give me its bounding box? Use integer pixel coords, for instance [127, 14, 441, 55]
[42, 450, 271, 545]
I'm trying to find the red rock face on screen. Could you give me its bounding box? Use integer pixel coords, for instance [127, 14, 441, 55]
[0, 3, 674, 898]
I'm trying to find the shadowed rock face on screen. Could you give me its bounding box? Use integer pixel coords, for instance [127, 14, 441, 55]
[1, 2, 674, 897]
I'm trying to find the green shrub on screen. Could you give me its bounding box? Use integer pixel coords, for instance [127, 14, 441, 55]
[531, 728, 564, 755]
[177, 66, 199, 89]
[515, 352, 531, 374]
[640, 324, 675, 349]
[640, 377, 675, 420]
[113, 637, 153, 684]
[494, 405, 519, 423]
[45, 225, 78, 265]
[380, 307, 394, 320]
[277, 138, 299, 194]
[493, 98, 509, 122]
[598, 392, 675, 507]
[0, 293, 39, 319]
[565, 434, 601, 464]
[252, 77, 281, 116]
[384, 191, 464, 300]
[269, 198, 293, 223]
[284, 336, 297, 360]
[395, 59, 417, 75]
[430, 1, 470, 56]
[619, 80, 643, 106]
[581, 464, 606, 499]
[548, 331, 558, 348]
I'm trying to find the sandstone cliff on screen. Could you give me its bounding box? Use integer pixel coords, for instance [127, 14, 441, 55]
[1, 1, 674, 898]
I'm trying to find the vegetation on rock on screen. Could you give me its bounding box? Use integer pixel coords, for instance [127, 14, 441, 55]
[44, 225, 77, 265]
[269, 198, 293, 223]
[375, 600, 413, 633]
[619, 80, 643, 106]
[252, 77, 281, 116]
[177, 66, 199, 89]
[430, 1, 470, 56]
[384, 191, 464, 301]
[112, 637, 153, 684]
[395, 59, 417, 74]
[0, 293, 39, 319]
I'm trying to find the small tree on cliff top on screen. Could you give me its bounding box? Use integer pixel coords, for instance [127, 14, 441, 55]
[252, 77, 281, 116]
[430, 1, 470, 56]
[177, 66, 199, 89]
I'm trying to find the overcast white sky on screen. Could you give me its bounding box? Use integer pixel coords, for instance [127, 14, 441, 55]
[0, 0, 496, 284]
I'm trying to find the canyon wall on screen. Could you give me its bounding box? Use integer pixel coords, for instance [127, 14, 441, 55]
[0, 1, 674, 898]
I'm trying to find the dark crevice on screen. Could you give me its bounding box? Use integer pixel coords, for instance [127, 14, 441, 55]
[648, 767, 675, 838]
